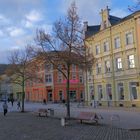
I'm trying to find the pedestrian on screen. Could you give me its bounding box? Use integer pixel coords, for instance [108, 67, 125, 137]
[43, 99, 46, 104]
[3, 102, 8, 116]
[11, 98, 14, 106]
[17, 100, 21, 110]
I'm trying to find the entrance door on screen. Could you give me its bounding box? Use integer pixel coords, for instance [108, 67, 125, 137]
[47, 90, 52, 101]
[69, 91, 76, 101]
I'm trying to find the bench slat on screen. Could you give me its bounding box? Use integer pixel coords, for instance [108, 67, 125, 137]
[76, 112, 99, 124]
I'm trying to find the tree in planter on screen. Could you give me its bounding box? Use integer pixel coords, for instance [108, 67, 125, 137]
[6, 47, 41, 112]
[34, 2, 94, 118]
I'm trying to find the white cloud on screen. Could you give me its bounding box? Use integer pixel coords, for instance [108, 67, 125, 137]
[0, 14, 10, 24]
[22, 20, 33, 28]
[111, 9, 129, 18]
[60, 0, 112, 24]
[7, 27, 25, 37]
[15, 34, 34, 47]
[0, 30, 4, 37]
[25, 10, 43, 22]
[25, 20, 33, 28]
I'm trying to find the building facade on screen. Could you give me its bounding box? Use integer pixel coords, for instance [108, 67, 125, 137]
[0, 74, 22, 100]
[25, 62, 85, 103]
[85, 7, 140, 107]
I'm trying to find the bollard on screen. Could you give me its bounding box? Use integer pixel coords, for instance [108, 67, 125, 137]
[61, 117, 65, 126]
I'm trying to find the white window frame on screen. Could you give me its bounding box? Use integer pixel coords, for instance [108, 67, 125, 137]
[72, 64, 76, 72]
[103, 41, 109, 52]
[105, 60, 111, 73]
[126, 32, 133, 45]
[58, 72, 63, 83]
[128, 55, 135, 68]
[114, 37, 120, 49]
[72, 72, 76, 80]
[106, 84, 112, 100]
[45, 74, 52, 83]
[97, 85, 103, 100]
[96, 63, 101, 74]
[129, 82, 138, 100]
[95, 45, 100, 55]
[117, 83, 124, 100]
[116, 57, 122, 70]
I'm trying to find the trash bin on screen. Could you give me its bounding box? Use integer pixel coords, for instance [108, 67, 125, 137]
[61, 117, 65, 126]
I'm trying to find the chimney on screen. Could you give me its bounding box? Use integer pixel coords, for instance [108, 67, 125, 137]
[83, 21, 88, 32]
[100, 6, 111, 30]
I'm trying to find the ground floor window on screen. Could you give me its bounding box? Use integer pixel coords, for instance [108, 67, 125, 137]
[118, 83, 124, 100]
[89, 86, 94, 100]
[59, 90, 63, 101]
[106, 84, 112, 100]
[69, 90, 76, 101]
[80, 91, 84, 101]
[130, 82, 138, 100]
[97, 85, 103, 100]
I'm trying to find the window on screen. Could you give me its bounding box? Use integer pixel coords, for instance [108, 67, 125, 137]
[118, 83, 124, 100]
[105, 60, 111, 73]
[58, 64, 62, 70]
[69, 91, 76, 101]
[80, 91, 84, 101]
[114, 37, 120, 49]
[128, 55, 135, 68]
[97, 85, 103, 100]
[130, 82, 138, 100]
[72, 64, 76, 72]
[126, 32, 133, 45]
[58, 72, 63, 83]
[79, 74, 83, 83]
[72, 72, 76, 80]
[59, 90, 63, 101]
[95, 45, 100, 55]
[45, 74, 52, 83]
[106, 84, 112, 100]
[96, 63, 101, 74]
[45, 64, 52, 71]
[103, 41, 109, 52]
[116, 58, 122, 70]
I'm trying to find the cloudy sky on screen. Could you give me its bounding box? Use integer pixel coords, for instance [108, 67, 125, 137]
[0, 0, 138, 63]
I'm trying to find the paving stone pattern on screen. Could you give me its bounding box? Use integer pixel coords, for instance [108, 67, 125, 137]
[0, 112, 140, 140]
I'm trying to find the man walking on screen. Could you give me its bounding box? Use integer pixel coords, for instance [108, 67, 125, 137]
[3, 102, 8, 116]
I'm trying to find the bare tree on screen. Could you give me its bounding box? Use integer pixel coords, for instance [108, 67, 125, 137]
[128, 0, 140, 12]
[6, 46, 40, 112]
[35, 2, 94, 118]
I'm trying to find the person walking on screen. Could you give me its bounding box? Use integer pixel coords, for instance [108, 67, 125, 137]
[3, 102, 8, 116]
[11, 98, 14, 106]
[17, 100, 21, 110]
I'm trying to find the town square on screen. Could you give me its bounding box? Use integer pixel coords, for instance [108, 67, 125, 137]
[0, 0, 140, 140]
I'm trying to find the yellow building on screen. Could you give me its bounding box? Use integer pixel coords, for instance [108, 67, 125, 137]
[85, 7, 140, 107]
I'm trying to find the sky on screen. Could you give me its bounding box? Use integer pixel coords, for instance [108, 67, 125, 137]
[0, 0, 138, 63]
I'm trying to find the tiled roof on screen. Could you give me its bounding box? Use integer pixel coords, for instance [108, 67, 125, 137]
[85, 10, 140, 39]
[109, 15, 121, 25]
[85, 25, 100, 38]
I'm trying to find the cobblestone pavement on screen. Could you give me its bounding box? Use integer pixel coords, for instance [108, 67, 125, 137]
[0, 112, 140, 140]
[1, 102, 140, 130]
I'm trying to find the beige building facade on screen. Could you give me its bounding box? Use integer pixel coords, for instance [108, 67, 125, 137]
[85, 7, 140, 107]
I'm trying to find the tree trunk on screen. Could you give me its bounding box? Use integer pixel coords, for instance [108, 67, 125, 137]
[21, 79, 25, 112]
[66, 65, 70, 118]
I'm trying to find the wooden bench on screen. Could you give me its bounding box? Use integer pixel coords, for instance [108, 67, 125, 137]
[76, 112, 99, 124]
[37, 108, 48, 117]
